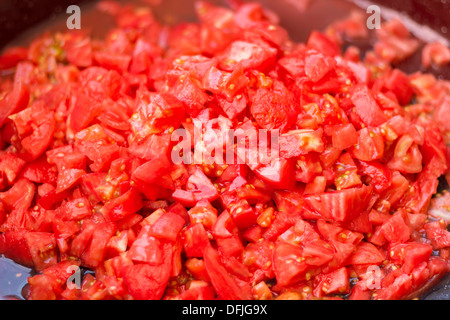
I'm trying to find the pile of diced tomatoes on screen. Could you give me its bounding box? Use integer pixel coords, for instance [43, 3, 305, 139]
[0, 1, 449, 300]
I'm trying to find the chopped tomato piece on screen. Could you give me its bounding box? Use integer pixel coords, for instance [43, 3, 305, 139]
[305, 185, 373, 222]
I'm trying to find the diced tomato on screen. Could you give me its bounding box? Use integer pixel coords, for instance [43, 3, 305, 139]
[306, 31, 340, 57]
[249, 81, 297, 132]
[0, 46, 28, 70]
[351, 85, 388, 127]
[123, 242, 173, 300]
[424, 221, 450, 249]
[331, 123, 358, 150]
[0, 81, 29, 127]
[0, 178, 35, 211]
[303, 239, 335, 266]
[254, 157, 295, 190]
[182, 223, 210, 258]
[0, 230, 57, 271]
[0, 0, 448, 302]
[212, 210, 239, 239]
[357, 160, 392, 193]
[220, 40, 277, 72]
[313, 267, 350, 297]
[305, 49, 336, 82]
[350, 128, 384, 161]
[305, 185, 373, 222]
[145, 210, 186, 242]
[389, 242, 433, 274]
[0, 151, 26, 185]
[279, 129, 324, 158]
[204, 245, 252, 299]
[349, 242, 385, 266]
[273, 242, 308, 287]
[380, 210, 411, 244]
[64, 36, 93, 68]
[58, 197, 92, 221]
[127, 226, 164, 264]
[101, 188, 144, 222]
[10, 102, 56, 161]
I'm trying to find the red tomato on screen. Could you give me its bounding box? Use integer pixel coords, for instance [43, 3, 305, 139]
[305, 185, 373, 222]
[350, 85, 388, 127]
[313, 267, 350, 297]
[380, 210, 411, 244]
[204, 245, 252, 299]
[0, 81, 29, 126]
[349, 128, 384, 161]
[0, 0, 449, 302]
[273, 242, 308, 286]
[331, 123, 358, 151]
[304, 49, 336, 82]
[123, 242, 173, 300]
[249, 81, 297, 132]
[348, 242, 385, 266]
[389, 242, 433, 274]
[182, 225, 209, 260]
[101, 188, 144, 222]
